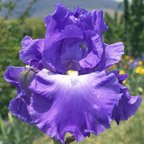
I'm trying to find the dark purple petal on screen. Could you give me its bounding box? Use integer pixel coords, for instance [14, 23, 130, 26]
[44, 3, 69, 30]
[112, 72, 142, 124]
[4, 66, 36, 123]
[4, 66, 36, 90]
[79, 10, 108, 32]
[74, 6, 87, 18]
[109, 70, 128, 84]
[94, 10, 108, 33]
[9, 95, 32, 123]
[43, 4, 109, 73]
[112, 87, 142, 124]
[43, 37, 89, 73]
[28, 69, 121, 143]
[20, 36, 44, 69]
[4, 66, 26, 92]
[44, 5, 84, 51]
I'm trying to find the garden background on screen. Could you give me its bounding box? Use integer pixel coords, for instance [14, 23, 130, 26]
[0, 0, 144, 144]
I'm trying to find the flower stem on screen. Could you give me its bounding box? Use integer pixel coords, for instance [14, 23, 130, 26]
[65, 136, 75, 144]
[53, 136, 75, 144]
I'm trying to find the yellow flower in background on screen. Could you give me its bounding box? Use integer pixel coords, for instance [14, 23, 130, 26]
[135, 66, 144, 75]
[138, 60, 143, 66]
[119, 70, 126, 84]
[124, 55, 130, 60]
[119, 70, 125, 74]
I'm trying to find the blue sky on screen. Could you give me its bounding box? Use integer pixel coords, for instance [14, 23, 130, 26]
[114, 0, 123, 2]
[114, 0, 132, 2]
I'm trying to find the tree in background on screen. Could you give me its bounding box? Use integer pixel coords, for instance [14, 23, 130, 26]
[105, 0, 144, 57]
[104, 11, 124, 44]
[123, 0, 144, 57]
[19, 0, 38, 23]
[123, 0, 130, 54]
[0, 0, 16, 19]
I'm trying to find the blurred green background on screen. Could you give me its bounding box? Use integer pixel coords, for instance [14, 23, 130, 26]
[0, 0, 144, 144]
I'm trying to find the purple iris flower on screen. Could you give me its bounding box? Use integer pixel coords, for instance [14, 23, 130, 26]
[42, 4, 124, 74]
[4, 4, 142, 144]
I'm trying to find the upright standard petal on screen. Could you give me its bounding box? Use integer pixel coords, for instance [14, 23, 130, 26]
[105, 42, 124, 68]
[20, 36, 44, 69]
[43, 4, 85, 73]
[95, 42, 124, 71]
[43, 37, 90, 73]
[43, 4, 109, 74]
[28, 69, 121, 143]
[79, 10, 108, 32]
[79, 34, 103, 69]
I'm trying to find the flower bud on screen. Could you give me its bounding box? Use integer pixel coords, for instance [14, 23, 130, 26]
[19, 69, 35, 88]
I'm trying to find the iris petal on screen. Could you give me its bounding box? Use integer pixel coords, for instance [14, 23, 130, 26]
[9, 95, 32, 123]
[4, 66, 26, 92]
[79, 51, 100, 68]
[105, 42, 124, 68]
[95, 42, 124, 71]
[20, 36, 44, 69]
[111, 71, 142, 124]
[43, 4, 109, 74]
[28, 69, 121, 143]
[4, 66, 35, 123]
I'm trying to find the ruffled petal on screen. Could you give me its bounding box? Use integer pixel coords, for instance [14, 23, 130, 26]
[79, 34, 103, 70]
[43, 4, 86, 73]
[112, 71, 142, 124]
[43, 4, 109, 74]
[94, 10, 108, 33]
[79, 10, 108, 32]
[43, 38, 88, 74]
[4, 66, 36, 123]
[95, 42, 124, 71]
[28, 69, 121, 143]
[110, 70, 128, 84]
[4, 66, 36, 89]
[44, 4, 79, 46]
[74, 6, 87, 18]
[4, 66, 26, 92]
[9, 95, 32, 123]
[20, 36, 44, 69]
[44, 3, 69, 30]
[79, 51, 100, 68]
[105, 42, 124, 68]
